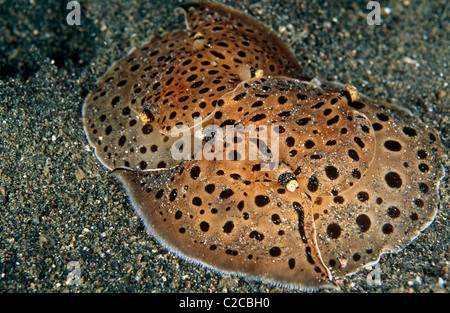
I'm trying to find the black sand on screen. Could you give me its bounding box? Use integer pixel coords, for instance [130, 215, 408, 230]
[0, 0, 448, 294]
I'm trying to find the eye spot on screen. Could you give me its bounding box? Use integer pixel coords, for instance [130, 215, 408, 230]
[354, 136, 365, 148]
[387, 206, 401, 218]
[384, 140, 402, 152]
[190, 166, 201, 179]
[352, 169, 361, 179]
[222, 221, 234, 233]
[118, 135, 126, 147]
[304, 140, 315, 149]
[249, 230, 265, 241]
[271, 214, 281, 225]
[324, 165, 339, 180]
[410, 212, 419, 221]
[326, 115, 340, 125]
[419, 183, 429, 193]
[373, 123, 383, 131]
[307, 175, 319, 192]
[348, 149, 359, 161]
[255, 195, 270, 207]
[429, 133, 437, 142]
[382, 223, 394, 234]
[296, 118, 311, 126]
[220, 189, 235, 199]
[418, 163, 429, 173]
[403, 126, 417, 137]
[139, 161, 147, 170]
[155, 189, 164, 199]
[142, 124, 154, 134]
[286, 137, 295, 147]
[200, 221, 210, 232]
[327, 223, 341, 239]
[278, 96, 288, 104]
[269, 247, 282, 257]
[357, 191, 369, 202]
[385, 172, 402, 188]
[333, 196, 345, 204]
[122, 107, 131, 115]
[288, 258, 296, 269]
[417, 150, 428, 159]
[225, 249, 238, 256]
[376, 113, 389, 121]
[169, 189, 178, 202]
[192, 197, 202, 206]
[205, 184, 215, 194]
[356, 214, 371, 232]
[349, 101, 365, 109]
